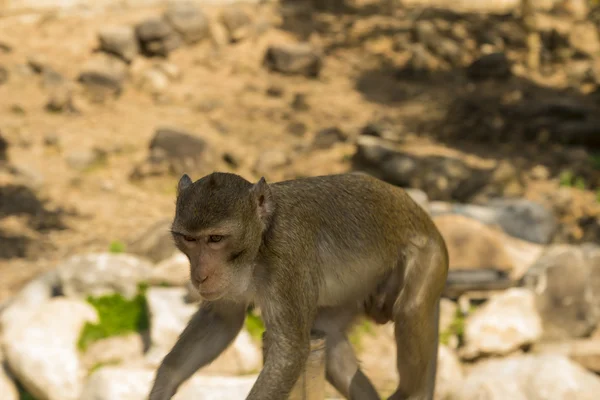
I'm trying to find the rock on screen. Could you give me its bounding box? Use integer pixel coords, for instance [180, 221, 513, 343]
[131, 127, 210, 179]
[264, 43, 323, 77]
[65, 148, 106, 171]
[433, 214, 515, 273]
[98, 25, 139, 63]
[439, 298, 458, 334]
[487, 198, 557, 244]
[136, 67, 170, 94]
[0, 65, 8, 85]
[404, 188, 430, 214]
[435, 345, 464, 400]
[0, 349, 19, 400]
[127, 218, 177, 263]
[145, 287, 261, 376]
[80, 367, 258, 400]
[220, 8, 253, 42]
[253, 150, 290, 175]
[434, 38, 462, 66]
[312, 126, 347, 149]
[461, 288, 542, 359]
[569, 22, 600, 58]
[533, 339, 600, 373]
[466, 52, 512, 81]
[521, 244, 600, 340]
[149, 252, 189, 287]
[291, 93, 309, 111]
[146, 287, 197, 350]
[0, 271, 60, 334]
[164, 1, 210, 44]
[266, 84, 284, 97]
[3, 298, 99, 400]
[434, 200, 557, 245]
[352, 135, 492, 202]
[135, 17, 181, 57]
[287, 122, 307, 137]
[78, 53, 128, 97]
[398, 44, 439, 78]
[455, 354, 600, 400]
[46, 84, 75, 113]
[57, 253, 153, 300]
[81, 333, 145, 371]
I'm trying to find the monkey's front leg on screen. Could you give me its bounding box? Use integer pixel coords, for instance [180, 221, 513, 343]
[149, 300, 246, 400]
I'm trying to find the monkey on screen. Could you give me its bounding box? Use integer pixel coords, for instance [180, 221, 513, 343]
[148, 171, 449, 400]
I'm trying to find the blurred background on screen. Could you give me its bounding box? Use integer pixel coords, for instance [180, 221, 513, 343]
[0, 0, 599, 399]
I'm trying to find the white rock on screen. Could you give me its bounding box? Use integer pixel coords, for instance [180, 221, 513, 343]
[435, 345, 464, 400]
[0, 271, 59, 335]
[456, 354, 600, 400]
[149, 252, 190, 287]
[80, 366, 258, 400]
[57, 252, 153, 300]
[2, 298, 98, 400]
[146, 287, 197, 350]
[145, 287, 261, 375]
[0, 350, 18, 400]
[81, 333, 145, 371]
[462, 288, 542, 358]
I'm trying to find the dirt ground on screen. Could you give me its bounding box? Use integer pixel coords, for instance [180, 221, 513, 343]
[0, 0, 599, 303]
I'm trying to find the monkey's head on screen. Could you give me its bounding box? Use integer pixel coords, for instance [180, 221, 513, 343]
[170, 172, 273, 301]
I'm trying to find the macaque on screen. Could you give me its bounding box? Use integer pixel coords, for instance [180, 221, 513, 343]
[149, 172, 449, 400]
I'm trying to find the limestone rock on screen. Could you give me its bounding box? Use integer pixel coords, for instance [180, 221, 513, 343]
[462, 288, 543, 358]
[456, 354, 600, 400]
[80, 333, 145, 371]
[57, 253, 153, 300]
[3, 298, 98, 400]
[521, 244, 600, 340]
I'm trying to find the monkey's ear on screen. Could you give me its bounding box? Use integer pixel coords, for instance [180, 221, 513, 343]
[177, 174, 193, 195]
[251, 177, 274, 221]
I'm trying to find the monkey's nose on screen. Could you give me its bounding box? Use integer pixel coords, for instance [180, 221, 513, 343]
[200, 274, 209, 283]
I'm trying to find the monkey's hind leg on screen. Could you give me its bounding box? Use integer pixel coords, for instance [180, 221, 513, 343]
[313, 308, 380, 400]
[389, 247, 446, 400]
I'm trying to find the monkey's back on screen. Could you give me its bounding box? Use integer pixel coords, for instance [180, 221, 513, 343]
[267, 173, 444, 306]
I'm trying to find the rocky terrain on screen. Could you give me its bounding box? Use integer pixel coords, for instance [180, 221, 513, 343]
[1, 0, 600, 399]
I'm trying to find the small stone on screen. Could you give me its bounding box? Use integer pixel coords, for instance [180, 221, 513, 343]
[164, 1, 210, 44]
[291, 93, 310, 111]
[57, 252, 154, 300]
[3, 298, 99, 400]
[0, 131, 8, 162]
[78, 53, 128, 97]
[46, 85, 75, 113]
[137, 67, 170, 94]
[462, 288, 543, 359]
[312, 126, 347, 150]
[66, 148, 106, 171]
[264, 43, 323, 77]
[220, 8, 253, 42]
[253, 150, 290, 175]
[287, 122, 307, 137]
[98, 25, 139, 63]
[135, 17, 181, 57]
[266, 85, 284, 97]
[467, 52, 512, 81]
[44, 133, 60, 147]
[487, 198, 557, 244]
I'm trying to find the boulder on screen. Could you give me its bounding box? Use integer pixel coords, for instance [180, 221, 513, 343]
[80, 367, 258, 400]
[127, 218, 177, 264]
[456, 354, 600, 400]
[462, 288, 543, 359]
[57, 253, 153, 300]
[521, 244, 600, 340]
[3, 299, 98, 400]
[533, 339, 600, 373]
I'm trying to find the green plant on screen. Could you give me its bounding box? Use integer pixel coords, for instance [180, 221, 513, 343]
[439, 304, 477, 346]
[348, 318, 375, 351]
[245, 308, 265, 342]
[77, 283, 149, 351]
[108, 240, 126, 254]
[559, 169, 587, 190]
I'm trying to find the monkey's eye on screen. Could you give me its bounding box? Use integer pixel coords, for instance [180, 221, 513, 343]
[208, 235, 224, 243]
[182, 235, 197, 243]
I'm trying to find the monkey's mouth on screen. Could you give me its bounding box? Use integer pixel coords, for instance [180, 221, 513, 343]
[198, 288, 225, 301]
